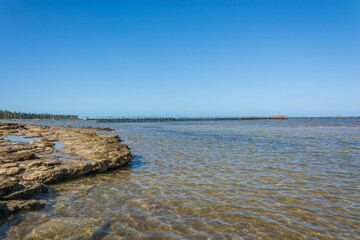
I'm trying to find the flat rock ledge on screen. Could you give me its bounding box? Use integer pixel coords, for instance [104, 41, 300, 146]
[0, 122, 132, 217]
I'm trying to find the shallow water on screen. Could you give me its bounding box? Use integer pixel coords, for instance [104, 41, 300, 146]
[1, 118, 360, 239]
[2, 135, 41, 142]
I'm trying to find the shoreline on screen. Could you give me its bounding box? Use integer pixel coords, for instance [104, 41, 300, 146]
[0, 122, 132, 217]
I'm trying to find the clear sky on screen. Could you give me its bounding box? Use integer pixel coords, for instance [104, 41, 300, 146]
[1, 0, 359, 117]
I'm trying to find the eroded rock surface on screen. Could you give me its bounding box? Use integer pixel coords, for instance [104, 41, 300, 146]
[0, 122, 132, 217]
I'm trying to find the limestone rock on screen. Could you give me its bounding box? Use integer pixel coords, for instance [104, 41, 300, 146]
[0, 122, 133, 218]
[4, 199, 47, 213]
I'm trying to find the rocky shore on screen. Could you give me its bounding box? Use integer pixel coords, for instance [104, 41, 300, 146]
[0, 122, 132, 217]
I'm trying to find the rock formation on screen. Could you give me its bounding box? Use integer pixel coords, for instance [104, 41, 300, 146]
[0, 122, 132, 217]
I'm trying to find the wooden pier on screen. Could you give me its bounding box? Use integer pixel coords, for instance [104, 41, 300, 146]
[96, 115, 288, 123]
[241, 115, 288, 120]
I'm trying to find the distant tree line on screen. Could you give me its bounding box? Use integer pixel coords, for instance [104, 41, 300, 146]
[0, 109, 78, 120]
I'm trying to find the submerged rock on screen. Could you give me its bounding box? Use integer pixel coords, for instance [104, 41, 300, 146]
[0, 122, 133, 217]
[4, 199, 47, 214]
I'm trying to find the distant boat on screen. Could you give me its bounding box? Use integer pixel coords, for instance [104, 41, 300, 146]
[83, 117, 89, 120]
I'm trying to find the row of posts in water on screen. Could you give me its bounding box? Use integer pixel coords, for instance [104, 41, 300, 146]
[96, 115, 288, 123]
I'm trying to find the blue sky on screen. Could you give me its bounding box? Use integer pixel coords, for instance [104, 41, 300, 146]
[1, 0, 359, 117]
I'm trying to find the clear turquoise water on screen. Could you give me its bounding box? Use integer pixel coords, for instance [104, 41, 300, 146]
[1, 118, 360, 239]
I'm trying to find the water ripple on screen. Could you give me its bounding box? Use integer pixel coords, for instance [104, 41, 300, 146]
[3, 118, 360, 239]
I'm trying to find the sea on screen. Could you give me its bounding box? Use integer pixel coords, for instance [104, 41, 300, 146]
[1, 117, 359, 239]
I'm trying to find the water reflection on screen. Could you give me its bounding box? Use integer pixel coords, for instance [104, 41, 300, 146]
[2, 135, 41, 142]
